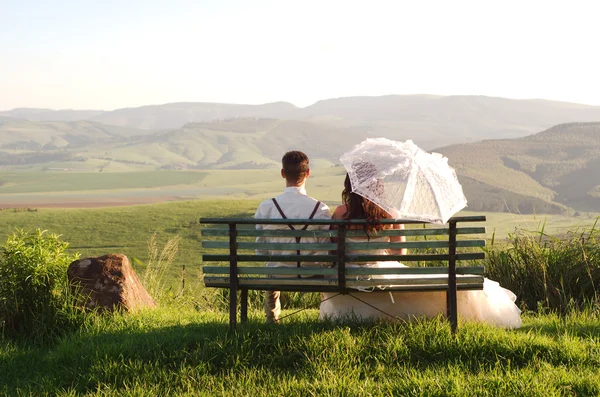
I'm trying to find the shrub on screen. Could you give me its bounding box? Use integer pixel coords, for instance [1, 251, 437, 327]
[0, 229, 82, 341]
[485, 220, 600, 312]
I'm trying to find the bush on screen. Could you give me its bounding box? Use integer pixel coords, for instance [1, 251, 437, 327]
[485, 220, 600, 312]
[0, 229, 82, 342]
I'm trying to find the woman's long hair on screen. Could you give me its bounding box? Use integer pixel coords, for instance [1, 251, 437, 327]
[342, 173, 390, 235]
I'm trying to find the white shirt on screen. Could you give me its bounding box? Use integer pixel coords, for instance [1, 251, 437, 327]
[254, 186, 331, 267]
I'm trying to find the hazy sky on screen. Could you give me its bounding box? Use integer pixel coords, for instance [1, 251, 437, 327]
[2, 0, 599, 110]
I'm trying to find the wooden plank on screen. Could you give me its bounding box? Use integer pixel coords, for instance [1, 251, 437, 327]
[200, 227, 486, 237]
[202, 254, 337, 262]
[457, 266, 485, 275]
[202, 265, 485, 276]
[348, 276, 484, 287]
[349, 227, 486, 237]
[345, 252, 485, 262]
[203, 266, 338, 275]
[202, 218, 430, 225]
[448, 215, 486, 222]
[202, 240, 484, 250]
[200, 217, 485, 226]
[202, 241, 338, 250]
[202, 252, 485, 263]
[204, 275, 483, 287]
[204, 280, 484, 292]
[202, 229, 338, 237]
[346, 240, 485, 250]
[345, 266, 485, 275]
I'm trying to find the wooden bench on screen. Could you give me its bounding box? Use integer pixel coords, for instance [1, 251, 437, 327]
[200, 216, 486, 332]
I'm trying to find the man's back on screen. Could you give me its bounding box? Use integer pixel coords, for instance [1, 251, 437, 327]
[255, 186, 331, 267]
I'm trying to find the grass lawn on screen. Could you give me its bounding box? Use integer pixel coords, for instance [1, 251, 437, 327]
[1, 199, 600, 395]
[1, 307, 599, 396]
[0, 171, 209, 193]
[0, 199, 598, 290]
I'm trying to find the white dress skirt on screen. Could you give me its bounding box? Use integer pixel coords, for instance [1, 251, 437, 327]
[320, 241, 522, 329]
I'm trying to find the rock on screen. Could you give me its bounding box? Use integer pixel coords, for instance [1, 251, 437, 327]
[67, 254, 156, 312]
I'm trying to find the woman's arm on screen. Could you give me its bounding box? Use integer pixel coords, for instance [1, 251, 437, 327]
[388, 223, 407, 255]
[329, 205, 347, 243]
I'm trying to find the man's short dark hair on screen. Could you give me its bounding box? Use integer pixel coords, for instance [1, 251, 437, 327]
[282, 151, 309, 184]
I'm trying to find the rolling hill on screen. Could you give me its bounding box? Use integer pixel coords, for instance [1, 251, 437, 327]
[0, 108, 103, 122]
[438, 122, 600, 213]
[5, 95, 600, 150]
[2, 96, 600, 213]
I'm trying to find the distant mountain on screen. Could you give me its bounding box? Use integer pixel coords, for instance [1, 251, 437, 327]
[0, 119, 150, 149]
[438, 122, 600, 213]
[3, 96, 600, 213]
[90, 101, 299, 129]
[4, 95, 600, 151]
[148, 118, 365, 169]
[0, 108, 103, 122]
[0, 120, 153, 166]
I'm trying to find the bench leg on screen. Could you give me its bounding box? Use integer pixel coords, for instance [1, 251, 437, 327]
[241, 288, 248, 323]
[446, 291, 458, 334]
[229, 287, 237, 331]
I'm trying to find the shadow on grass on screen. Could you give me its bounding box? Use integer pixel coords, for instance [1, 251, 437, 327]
[518, 321, 600, 339]
[1, 318, 333, 394]
[2, 313, 600, 395]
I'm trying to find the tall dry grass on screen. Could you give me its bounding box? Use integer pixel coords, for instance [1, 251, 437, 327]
[486, 219, 600, 312]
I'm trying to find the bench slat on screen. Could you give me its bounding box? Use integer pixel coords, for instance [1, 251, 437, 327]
[203, 266, 338, 275]
[200, 216, 486, 225]
[202, 266, 485, 276]
[204, 276, 484, 289]
[200, 227, 486, 237]
[346, 240, 485, 249]
[201, 240, 485, 250]
[203, 280, 484, 292]
[202, 252, 485, 263]
[202, 241, 338, 250]
[202, 229, 338, 237]
[347, 253, 485, 262]
[202, 254, 337, 262]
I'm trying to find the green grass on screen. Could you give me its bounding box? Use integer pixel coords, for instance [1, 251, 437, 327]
[0, 199, 598, 291]
[2, 201, 600, 395]
[2, 307, 600, 396]
[0, 171, 208, 193]
[0, 200, 261, 290]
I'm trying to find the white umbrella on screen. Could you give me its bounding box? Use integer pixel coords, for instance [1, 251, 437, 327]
[340, 137, 467, 224]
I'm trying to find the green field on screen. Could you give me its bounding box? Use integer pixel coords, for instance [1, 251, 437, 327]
[0, 171, 208, 194]
[2, 197, 600, 395]
[2, 308, 600, 396]
[0, 168, 346, 207]
[0, 198, 598, 295]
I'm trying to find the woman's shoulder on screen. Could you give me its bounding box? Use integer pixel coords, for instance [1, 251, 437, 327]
[332, 204, 349, 219]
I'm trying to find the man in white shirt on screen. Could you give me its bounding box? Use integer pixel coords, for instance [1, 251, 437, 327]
[254, 151, 331, 323]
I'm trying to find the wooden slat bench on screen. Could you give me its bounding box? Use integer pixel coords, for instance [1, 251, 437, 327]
[200, 216, 486, 332]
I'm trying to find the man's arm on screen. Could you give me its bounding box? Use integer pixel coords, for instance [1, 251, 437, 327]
[308, 202, 332, 266]
[254, 202, 268, 256]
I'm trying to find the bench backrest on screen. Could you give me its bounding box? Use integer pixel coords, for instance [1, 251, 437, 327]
[200, 216, 487, 283]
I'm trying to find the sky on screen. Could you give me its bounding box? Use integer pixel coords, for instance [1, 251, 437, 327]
[1, 0, 599, 111]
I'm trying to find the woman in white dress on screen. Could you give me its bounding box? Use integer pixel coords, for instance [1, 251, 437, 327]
[320, 174, 522, 329]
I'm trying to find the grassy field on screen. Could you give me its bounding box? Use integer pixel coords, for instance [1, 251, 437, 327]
[0, 198, 598, 303]
[0, 168, 346, 206]
[2, 198, 600, 395]
[0, 171, 209, 194]
[2, 307, 600, 396]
